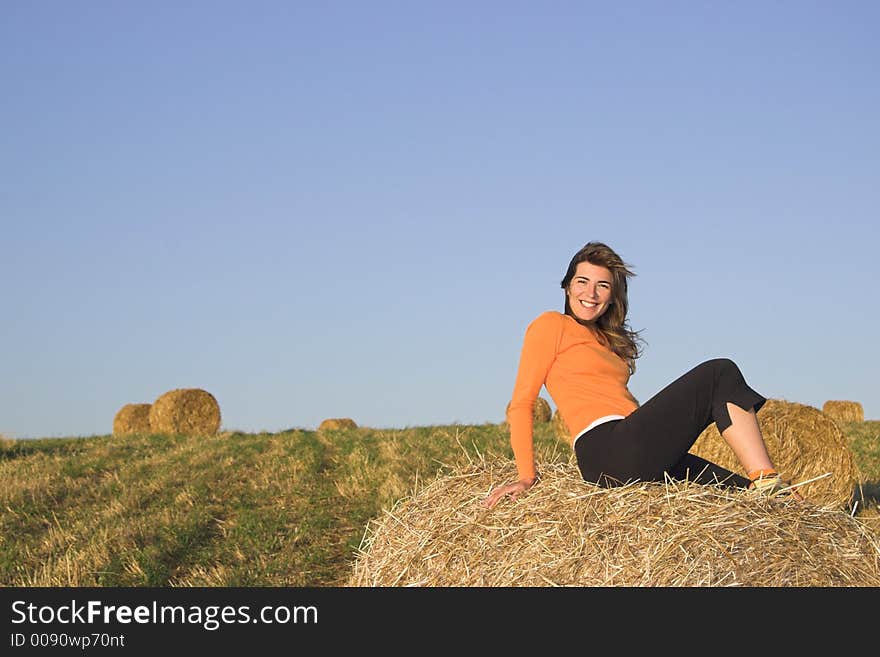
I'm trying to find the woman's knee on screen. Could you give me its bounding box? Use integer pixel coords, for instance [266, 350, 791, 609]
[699, 357, 740, 377]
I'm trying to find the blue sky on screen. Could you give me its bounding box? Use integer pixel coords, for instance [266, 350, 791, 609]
[2, 1, 878, 439]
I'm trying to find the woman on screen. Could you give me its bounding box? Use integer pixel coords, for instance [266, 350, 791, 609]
[483, 241, 801, 509]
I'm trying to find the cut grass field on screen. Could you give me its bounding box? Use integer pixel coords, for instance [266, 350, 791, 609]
[1, 421, 877, 586]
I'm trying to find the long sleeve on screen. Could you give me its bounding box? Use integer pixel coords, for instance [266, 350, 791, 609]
[507, 312, 562, 481]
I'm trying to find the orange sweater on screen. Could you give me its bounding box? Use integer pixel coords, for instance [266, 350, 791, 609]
[508, 311, 639, 480]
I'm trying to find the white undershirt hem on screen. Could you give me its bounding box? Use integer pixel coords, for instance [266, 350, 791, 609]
[571, 415, 625, 448]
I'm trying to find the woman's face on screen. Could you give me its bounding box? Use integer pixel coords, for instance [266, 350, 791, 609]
[567, 261, 613, 322]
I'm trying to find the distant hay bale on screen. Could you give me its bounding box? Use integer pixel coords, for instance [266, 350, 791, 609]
[348, 459, 880, 587]
[148, 389, 221, 436]
[534, 397, 552, 422]
[690, 399, 859, 508]
[551, 409, 569, 442]
[112, 403, 152, 435]
[502, 397, 552, 430]
[318, 418, 358, 431]
[823, 401, 864, 423]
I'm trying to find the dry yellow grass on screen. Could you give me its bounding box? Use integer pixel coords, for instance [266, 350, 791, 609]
[349, 458, 880, 587]
[823, 401, 864, 423]
[148, 389, 221, 436]
[691, 399, 859, 508]
[0, 431, 320, 586]
[112, 403, 152, 435]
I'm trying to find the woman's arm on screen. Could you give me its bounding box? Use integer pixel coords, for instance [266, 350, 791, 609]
[483, 312, 561, 508]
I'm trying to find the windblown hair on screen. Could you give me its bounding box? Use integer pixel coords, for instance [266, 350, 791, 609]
[560, 242, 644, 373]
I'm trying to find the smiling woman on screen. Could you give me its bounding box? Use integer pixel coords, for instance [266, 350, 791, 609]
[565, 261, 614, 322]
[485, 241, 805, 510]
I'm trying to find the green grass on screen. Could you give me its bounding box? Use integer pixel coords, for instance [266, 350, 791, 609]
[1, 420, 877, 586]
[839, 420, 880, 519]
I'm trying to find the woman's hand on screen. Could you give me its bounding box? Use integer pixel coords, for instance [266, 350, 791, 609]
[482, 477, 537, 509]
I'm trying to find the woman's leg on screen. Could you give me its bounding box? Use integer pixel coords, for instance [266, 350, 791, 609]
[575, 358, 766, 488]
[721, 403, 774, 476]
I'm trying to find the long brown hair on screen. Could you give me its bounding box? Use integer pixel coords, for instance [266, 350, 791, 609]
[560, 242, 644, 373]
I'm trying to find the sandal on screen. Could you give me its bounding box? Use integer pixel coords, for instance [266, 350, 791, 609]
[748, 470, 803, 501]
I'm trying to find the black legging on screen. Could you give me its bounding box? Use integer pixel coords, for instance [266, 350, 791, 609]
[574, 358, 765, 489]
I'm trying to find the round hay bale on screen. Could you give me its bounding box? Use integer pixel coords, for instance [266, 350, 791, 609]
[533, 397, 552, 423]
[551, 409, 569, 442]
[823, 400, 864, 423]
[690, 398, 859, 508]
[348, 459, 880, 587]
[318, 418, 358, 431]
[502, 397, 552, 430]
[148, 388, 221, 436]
[112, 403, 152, 435]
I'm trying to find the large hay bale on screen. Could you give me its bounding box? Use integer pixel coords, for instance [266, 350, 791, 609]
[348, 459, 880, 587]
[318, 418, 358, 431]
[148, 388, 221, 436]
[823, 400, 864, 423]
[112, 403, 152, 435]
[502, 397, 552, 430]
[690, 399, 858, 508]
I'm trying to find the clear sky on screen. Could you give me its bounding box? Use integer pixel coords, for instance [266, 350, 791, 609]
[2, 1, 878, 439]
